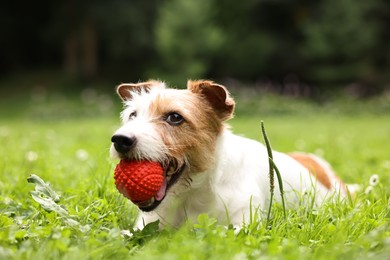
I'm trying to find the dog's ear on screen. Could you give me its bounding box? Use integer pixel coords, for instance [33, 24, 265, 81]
[116, 80, 165, 101]
[188, 80, 235, 121]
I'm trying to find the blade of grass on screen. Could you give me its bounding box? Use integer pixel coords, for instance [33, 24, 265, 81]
[269, 158, 287, 219]
[261, 121, 286, 223]
[261, 121, 275, 225]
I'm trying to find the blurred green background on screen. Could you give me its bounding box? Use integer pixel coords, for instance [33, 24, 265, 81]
[1, 0, 389, 104]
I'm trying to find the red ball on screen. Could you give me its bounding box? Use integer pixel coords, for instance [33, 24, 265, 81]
[114, 160, 164, 202]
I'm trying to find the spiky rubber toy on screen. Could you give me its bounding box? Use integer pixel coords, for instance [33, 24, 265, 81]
[114, 160, 164, 202]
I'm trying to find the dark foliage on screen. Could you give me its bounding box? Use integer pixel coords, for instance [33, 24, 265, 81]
[0, 0, 389, 96]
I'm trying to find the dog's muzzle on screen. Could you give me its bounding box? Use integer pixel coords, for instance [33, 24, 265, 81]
[111, 135, 136, 155]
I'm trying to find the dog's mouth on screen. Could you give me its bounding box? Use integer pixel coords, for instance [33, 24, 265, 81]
[134, 160, 186, 212]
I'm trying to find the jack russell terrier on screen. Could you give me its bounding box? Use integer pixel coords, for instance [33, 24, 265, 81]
[110, 80, 349, 230]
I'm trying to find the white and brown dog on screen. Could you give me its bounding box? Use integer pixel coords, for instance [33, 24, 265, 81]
[110, 80, 348, 230]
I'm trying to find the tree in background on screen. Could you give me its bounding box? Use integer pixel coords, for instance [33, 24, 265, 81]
[211, 0, 278, 80]
[301, 0, 387, 95]
[54, 0, 160, 81]
[152, 0, 223, 85]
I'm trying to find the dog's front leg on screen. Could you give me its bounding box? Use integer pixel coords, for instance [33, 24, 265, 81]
[134, 212, 160, 230]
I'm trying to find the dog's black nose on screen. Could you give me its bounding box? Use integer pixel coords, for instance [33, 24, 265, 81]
[111, 135, 136, 154]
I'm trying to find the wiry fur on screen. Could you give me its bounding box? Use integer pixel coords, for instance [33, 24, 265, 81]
[110, 80, 348, 229]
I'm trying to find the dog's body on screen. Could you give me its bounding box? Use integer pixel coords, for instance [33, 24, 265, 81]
[110, 80, 347, 229]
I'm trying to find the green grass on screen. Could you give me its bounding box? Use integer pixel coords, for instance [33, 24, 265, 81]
[0, 93, 389, 259]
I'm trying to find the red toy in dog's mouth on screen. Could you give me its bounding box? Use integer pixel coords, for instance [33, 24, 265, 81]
[114, 159, 185, 211]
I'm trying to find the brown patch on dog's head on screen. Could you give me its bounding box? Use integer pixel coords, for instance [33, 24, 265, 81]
[147, 87, 225, 173]
[116, 80, 165, 101]
[187, 80, 235, 121]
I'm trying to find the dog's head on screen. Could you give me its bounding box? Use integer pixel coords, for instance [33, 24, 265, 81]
[110, 80, 235, 211]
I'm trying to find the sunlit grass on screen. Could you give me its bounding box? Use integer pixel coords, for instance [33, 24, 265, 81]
[0, 93, 389, 259]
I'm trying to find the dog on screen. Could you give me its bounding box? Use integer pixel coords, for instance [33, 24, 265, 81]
[110, 80, 349, 230]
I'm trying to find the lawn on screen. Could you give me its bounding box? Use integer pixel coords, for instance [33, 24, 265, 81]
[0, 91, 389, 259]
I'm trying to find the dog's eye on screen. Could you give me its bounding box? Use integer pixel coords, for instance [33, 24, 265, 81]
[165, 112, 184, 126]
[129, 111, 137, 119]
